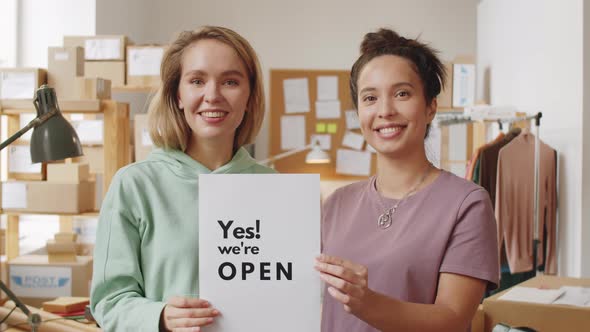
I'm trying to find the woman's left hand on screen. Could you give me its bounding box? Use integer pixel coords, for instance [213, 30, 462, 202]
[314, 254, 376, 317]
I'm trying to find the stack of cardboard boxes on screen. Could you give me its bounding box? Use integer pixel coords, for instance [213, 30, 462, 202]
[65, 35, 127, 87]
[0, 162, 94, 214]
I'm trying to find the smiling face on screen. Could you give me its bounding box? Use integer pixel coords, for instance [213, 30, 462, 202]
[356, 54, 436, 158]
[177, 39, 250, 147]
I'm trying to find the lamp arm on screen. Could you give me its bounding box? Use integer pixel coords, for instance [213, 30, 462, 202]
[259, 143, 313, 165]
[0, 280, 32, 317]
[0, 109, 57, 151]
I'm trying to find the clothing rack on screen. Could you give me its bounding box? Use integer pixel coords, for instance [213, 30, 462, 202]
[435, 111, 543, 275]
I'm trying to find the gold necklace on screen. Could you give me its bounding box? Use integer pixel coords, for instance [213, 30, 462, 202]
[376, 164, 432, 229]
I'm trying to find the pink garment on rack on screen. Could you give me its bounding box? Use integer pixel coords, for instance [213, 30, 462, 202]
[495, 132, 557, 275]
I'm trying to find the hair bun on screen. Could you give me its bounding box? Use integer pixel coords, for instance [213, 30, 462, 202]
[360, 28, 408, 54]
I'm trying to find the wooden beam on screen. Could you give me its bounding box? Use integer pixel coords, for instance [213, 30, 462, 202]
[102, 101, 130, 196]
[6, 215, 19, 260]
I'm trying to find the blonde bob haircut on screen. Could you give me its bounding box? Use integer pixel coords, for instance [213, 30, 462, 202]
[148, 26, 265, 152]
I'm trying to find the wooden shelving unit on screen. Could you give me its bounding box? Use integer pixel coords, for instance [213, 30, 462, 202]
[112, 85, 158, 94]
[1, 99, 130, 260]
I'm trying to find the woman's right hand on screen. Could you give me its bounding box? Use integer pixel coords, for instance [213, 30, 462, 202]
[160, 296, 220, 332]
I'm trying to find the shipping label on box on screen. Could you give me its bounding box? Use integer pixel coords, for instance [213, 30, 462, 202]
[1, 182, 27, 209]
[8, 145, 41, 174]
[452, 63, 476, 108]
[72, 119, 104, 145]
[128, 46, 165, 77]
[0, 72, 34, 99]
[85, 37, 125, 61]
[0, 68, 46, 100]
[73, 216, 99, 244]
[9, 265, 72, 298]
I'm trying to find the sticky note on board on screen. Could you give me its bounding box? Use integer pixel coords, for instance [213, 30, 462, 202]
[327, 123, 338, 134]
[316, 123, 327, 133]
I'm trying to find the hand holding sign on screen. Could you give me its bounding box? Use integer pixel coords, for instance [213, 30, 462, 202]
[315, 254, 375, 319]
[160, 296, 220, 331]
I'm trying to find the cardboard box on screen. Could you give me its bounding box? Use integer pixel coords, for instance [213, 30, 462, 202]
[46, 240, 78, 263]
[64, 35, 127, 61]
[483, 276, 590, 332]
[47, 163, 90, 183]
[126, 45, 166, 87]
[85, 61, 125, 86]
[134, 114, 154, 161]
[8, 255, 93, 308]
[7, 144, 47, 181]
[438, 61, 453, 108]
[75, 77, 111, 99]
[48, 47, 84, 99]
[42, 297, 90, 314]
[73, 146, 103, 174]
[471, 304, 484, 332]
[0, 68, 46, 100]
[0, 180, 95, 214]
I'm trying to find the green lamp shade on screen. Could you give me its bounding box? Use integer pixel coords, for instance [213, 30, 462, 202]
[30, 85, 83, 163]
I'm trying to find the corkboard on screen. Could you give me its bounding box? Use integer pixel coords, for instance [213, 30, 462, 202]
[269, 69, 376, 180]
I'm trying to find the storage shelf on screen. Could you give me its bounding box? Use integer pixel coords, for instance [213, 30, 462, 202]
[112, 85, 158, 93]
[0, 99, 101, 113]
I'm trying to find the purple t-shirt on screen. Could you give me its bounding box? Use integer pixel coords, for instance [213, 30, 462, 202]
[321, 170, 499, 332]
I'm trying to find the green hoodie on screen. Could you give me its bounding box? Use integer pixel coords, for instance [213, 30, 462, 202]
[90, 147, 275, 331]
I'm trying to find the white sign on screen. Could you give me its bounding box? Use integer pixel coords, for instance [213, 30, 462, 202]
[199, 174, 321, 332]
[10, 265, 72, 298]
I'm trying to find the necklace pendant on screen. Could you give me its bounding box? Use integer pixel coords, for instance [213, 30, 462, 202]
[378, 210, 393, 229]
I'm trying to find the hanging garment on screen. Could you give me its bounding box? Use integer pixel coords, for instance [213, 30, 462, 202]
[495, 131, 557, 275]
[466, 132, 505, 181]
[478, 128, 521, 206]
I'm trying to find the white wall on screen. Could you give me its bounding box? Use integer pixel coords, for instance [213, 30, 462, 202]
[477, 0, 586, 277]
[19, 0, 96, 68]
[0, 0, 18, 67]
[146, 0, 478, 159]
[95, 0, 151, 44]
[582, 1, 590, 277]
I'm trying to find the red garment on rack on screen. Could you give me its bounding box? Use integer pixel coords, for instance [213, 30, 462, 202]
[495, 132, 557, 274]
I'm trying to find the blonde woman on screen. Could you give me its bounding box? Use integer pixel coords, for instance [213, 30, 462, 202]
[91, 26, 275, 331]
